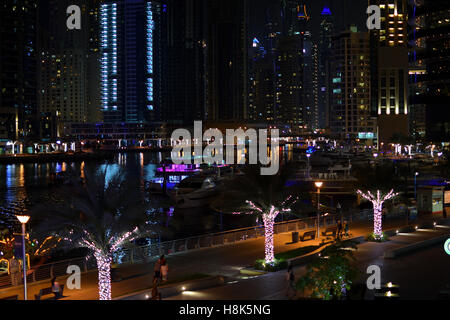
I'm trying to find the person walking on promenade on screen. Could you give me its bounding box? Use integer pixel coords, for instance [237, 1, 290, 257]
[344, 220, 349, 237]
[51, 277, 62, 299]
[337, 220, 343, 239]
[285, 264, 296, 299]
[153, 255, 165, 282]
[160, 260, 169, 282]
[8, 256, 21, 286]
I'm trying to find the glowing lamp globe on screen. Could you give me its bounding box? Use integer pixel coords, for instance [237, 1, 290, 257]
[315, 181, 323, 188]
[16, 215, 30, 224]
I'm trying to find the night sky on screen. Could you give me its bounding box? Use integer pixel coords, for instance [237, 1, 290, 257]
[249, 0, 368, 41]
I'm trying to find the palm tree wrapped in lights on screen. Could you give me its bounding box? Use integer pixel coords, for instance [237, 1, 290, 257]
[213, 165, 299, 264]
[33, 166, 162, 300]
[357, 189, 398, 239]
[236, 196, 298, 264]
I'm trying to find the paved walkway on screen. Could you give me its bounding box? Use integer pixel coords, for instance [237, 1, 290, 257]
[166, 222, 450, 300]
[0, 214, 447, 300]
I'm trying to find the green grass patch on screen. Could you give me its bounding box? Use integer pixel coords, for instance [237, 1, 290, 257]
[366, 232, 390, 242]
[254, 245, 321, 272]
[254, 258, 288, 272]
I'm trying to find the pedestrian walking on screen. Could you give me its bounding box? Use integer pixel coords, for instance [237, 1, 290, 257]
[344, 220, 349, 237]
[153, 255, 164, 282]
[160, 260, 169, 282]
[337, 220, 343, 239]
[8, 256, 21, 286]
[285, 264, 296, 299]
[51, 277, 62, 300]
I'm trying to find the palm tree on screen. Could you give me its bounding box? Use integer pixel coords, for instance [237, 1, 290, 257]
[212, 165, 299, 264]
[32, 166, 162, 300]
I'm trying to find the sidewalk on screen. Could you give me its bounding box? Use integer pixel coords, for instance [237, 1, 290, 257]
[0, 214, 446, 300]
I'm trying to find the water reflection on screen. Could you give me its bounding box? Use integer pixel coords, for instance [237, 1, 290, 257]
[0, 148, 299, 237]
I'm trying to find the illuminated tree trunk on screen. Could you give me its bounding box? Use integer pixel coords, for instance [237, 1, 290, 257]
[357, 189, 398, 240]
[262, 206, 279, 264]
[95, 253, 112, 300]
[373, 203, 383, 238]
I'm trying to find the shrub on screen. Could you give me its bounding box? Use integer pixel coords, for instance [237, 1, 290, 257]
[366, 232, 389, 242]
[254, 258, 288, 272]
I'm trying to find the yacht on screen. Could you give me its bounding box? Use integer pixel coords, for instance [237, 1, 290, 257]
[168, 174, 221, 209]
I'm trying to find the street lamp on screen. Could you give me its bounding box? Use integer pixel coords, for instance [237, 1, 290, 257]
[306, 153, 311, 178]
[15, 215, 30, 300]
[315, 181, 323, 238]
[414, 172, 419, 199]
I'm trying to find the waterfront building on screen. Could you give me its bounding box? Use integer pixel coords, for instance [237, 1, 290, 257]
[318, 2, 334, 129]
[205, 0, 249, 121]
[329, 26, 376, 142]
[369, 0, 410, 145]
[100, 0, 164, 124]
[0, 0, 38, 140]
[408, 0, 450, 143]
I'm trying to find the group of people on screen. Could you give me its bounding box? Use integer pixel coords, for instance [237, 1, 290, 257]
[336, 220, 350, 239]
[151, 255, 169, 300]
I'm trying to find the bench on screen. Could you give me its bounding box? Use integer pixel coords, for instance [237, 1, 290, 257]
[322, 226, 337, 237]
[35, 285, 64, 300]
[300, 230, 316, 241]
[0, 295, 19, 300]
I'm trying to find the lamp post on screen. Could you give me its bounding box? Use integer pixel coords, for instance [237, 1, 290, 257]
[414, 172, 419, 199]
[315, 181, 323, 238]
[15, 215, 30, 300]
[306, 153, 311, 178]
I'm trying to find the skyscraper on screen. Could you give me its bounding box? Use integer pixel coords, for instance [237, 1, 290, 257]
[318, 2, 334, 129]
[369, 0, 409, 145]
[100, 0, 163, 123]
[38, 0, 101, 136]
[0, 0, 38, 140]
[163, 0, 207, 125]
[302, 31, 317, 131]
[409, 0, 450, 142]
[276, 35, 304, 132]
[206, 0, 249, 121]
[329, 27, 375, 141]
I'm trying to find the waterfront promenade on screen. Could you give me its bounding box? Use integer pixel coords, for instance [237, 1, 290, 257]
[0, 215, 448, 300]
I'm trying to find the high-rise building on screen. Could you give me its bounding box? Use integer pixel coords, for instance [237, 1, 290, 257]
[276, 35, 304, 132]
[0, 0, 38, 140]
[329, 27, 375, 141]
[163, 0, 207, 125]
[248, 39, 276, 122]
[38, 0, 101, 137]
[100, 0, 164, 123]
[369, 0, 409, 145]
[318, 2, 334, 129]
[302, 31, 317, 131]
[206, 0, 249, 121]
[409, 0, 450, 142]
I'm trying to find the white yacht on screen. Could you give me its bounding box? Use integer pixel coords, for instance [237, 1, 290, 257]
[168, 174, 221, 209]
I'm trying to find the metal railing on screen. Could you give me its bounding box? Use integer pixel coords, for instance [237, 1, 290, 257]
[0, 208, 388, 290]
[114, 209, 375, 265]
[0, 256, 97, 289]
